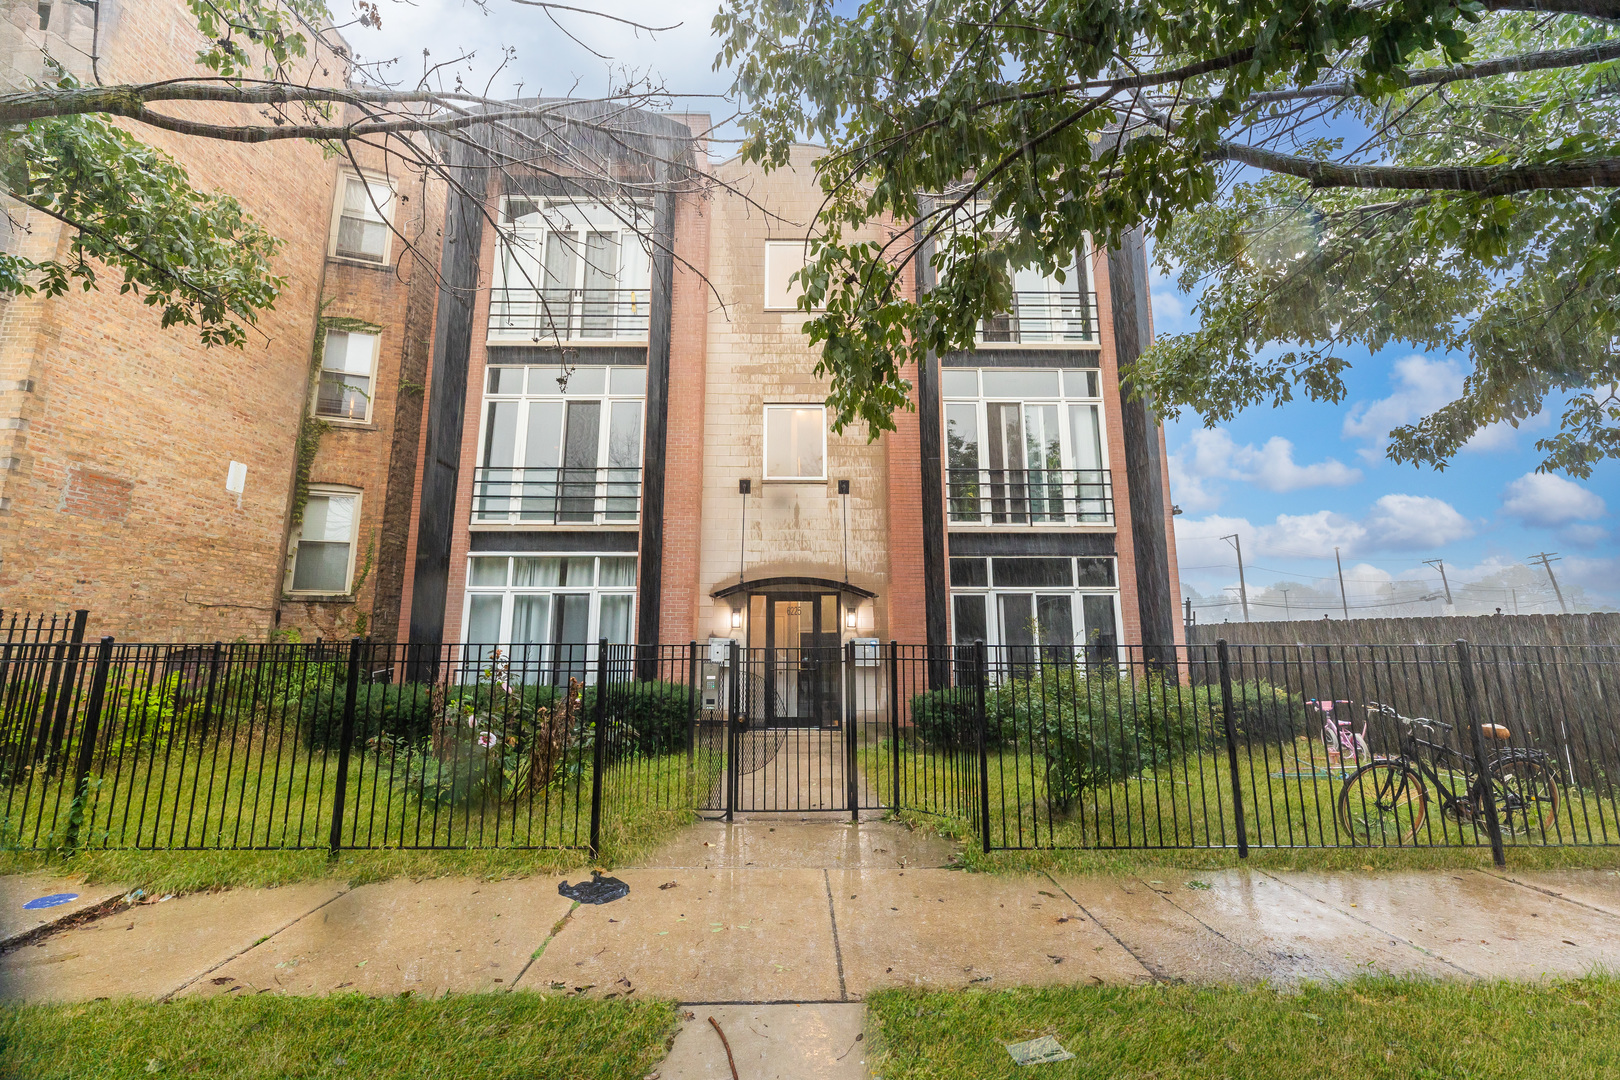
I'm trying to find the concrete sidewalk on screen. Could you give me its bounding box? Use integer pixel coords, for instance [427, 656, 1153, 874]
[4, 823, 1617, 1008]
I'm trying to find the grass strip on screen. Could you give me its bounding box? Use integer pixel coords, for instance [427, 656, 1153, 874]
[0, 992, 677, 1080]
[867, 977, 1620, 1079]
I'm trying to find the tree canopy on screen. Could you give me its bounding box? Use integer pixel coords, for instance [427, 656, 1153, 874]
[714, 0, 1620, 476]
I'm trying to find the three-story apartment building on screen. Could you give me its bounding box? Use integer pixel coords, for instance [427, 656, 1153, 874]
[401, 117, 1183, 677]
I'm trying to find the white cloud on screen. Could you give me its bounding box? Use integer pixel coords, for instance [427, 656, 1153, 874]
[1361, 494, 1476, 550]
[1500, 472, 1606, 526]
[1562, 523, 1610, 547]
[1343, 354, 1537, 460]
[1168, 428, 1360, 512]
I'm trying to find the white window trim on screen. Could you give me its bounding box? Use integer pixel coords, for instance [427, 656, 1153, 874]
[763, 239, 819, 312]
[328, 171, 397, 265]
[313, 329, 380, 425]
[459, 554, 639, 653]
[285, 485, 362, 596]
[762, 403, 829, 482]
[949, 569, 1122, 660]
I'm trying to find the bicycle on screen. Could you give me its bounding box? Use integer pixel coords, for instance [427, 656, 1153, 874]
[1308, 698, 1368, 767]
[1336, 701, 1560, 846]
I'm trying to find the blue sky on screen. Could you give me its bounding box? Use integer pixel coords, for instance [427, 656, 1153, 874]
[354, 1, 1618, 616]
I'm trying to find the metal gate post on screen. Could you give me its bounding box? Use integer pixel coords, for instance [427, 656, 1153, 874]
[975, 640, 991, 854]
[63, 636, 114, 852]
[328, 638, 362, 859]
[888, 641, 901, 812]
[1456, 639, 1506, 867]
[685, 641, 699, 805]
[1216, 640, 1249, 858]
[726, 639, 739, 822]
[589, 639, 609, 858]
[846, 640, 859, 822]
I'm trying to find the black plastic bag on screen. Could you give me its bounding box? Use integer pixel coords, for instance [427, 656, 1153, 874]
[558, 871, 630, 905]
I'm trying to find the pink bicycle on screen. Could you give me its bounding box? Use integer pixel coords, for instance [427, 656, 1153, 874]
[1309, 699, 1369, 766]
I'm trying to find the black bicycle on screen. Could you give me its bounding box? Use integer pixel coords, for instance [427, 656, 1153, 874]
[1337, 702, 1561, 846]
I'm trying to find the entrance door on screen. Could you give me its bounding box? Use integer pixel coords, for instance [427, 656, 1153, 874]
[756, 593, 841, 729]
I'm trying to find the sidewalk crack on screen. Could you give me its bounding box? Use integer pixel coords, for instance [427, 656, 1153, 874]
[823, 869, 848, 1001]
[510, 900, 580, 990]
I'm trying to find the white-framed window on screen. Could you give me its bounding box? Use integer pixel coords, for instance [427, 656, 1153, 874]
[763, 404, 827, 481]
[491, 197, 653, 341]
[942, 366, 1110, 525]
[949, 555, 1120, 665]
[474, 365, 646, 524]
[314, 330, 378, 423]
[461, 554, 637, 683]
[288, 487, 361, 594]
[331, 173, 396, 263]
[763, 239, 815, 311]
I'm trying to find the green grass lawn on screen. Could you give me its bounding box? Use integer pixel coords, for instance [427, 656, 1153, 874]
[867, 978, 1620, 1079]
[859, 738, 1620, 875]
[0, 993, 677, 1080]
[0, 747, 706, 894]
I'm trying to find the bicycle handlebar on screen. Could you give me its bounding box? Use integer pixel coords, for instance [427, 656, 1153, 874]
[1365, 701, 1447, 729]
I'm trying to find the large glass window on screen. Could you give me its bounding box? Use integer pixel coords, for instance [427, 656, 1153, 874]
[491, 198, 653, 341]
[288, 488, 360, 594]
[943, 367, 1110, 525]
[474, 365, 645, 524]
[314, 331, 378, 422]
[764, 404, 827, 480]
[462, 554, 637, 684]
[949, 555, 1120, 667]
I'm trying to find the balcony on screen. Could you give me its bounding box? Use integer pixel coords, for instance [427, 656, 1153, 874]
[947, 468, 1113, 526]
[978, 291, 1099, 345]
[488, 288, 651, 343]
[471, 467, 642, 526]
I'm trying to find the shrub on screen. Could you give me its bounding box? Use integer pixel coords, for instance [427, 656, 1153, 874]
[594, 680, 695, 757]
[300, 683, 438, 751]
[1193, 679, 1307, 744]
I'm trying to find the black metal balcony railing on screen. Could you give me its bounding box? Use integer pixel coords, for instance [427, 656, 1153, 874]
[947, 467, 1113, 525]
[978, 291, 1100, 344]
[472, 466, 643, 525]
[489, 287, 651, 341]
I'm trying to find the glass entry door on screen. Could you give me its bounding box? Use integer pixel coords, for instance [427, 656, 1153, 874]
[748, 593, 841, 728]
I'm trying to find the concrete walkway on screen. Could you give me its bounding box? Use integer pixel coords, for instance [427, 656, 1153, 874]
[3, 823, 1619, 1077]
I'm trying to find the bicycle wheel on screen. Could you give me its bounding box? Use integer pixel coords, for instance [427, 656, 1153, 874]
[1338, 762, 1428, 846]
[1488, 756, 1560, 838]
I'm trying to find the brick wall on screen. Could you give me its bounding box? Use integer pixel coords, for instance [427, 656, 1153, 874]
[0, 0, 344, 640]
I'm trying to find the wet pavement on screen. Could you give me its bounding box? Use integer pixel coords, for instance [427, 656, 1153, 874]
[3, 823, 1620, 1077]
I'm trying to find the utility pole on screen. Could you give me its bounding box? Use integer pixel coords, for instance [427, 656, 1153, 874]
[1529, 552, 1568, 614]
[1281, 588, 1292, 621]
[1334, 546, 1349, 620]
[1221, 533, 1251, 622]
[1423, 558, 1454, 613]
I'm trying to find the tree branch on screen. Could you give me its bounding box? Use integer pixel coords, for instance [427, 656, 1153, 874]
[1475, 0, 1620, 18]
[1245, 37, 1620, 104]
[1213, 140, 1620, 192]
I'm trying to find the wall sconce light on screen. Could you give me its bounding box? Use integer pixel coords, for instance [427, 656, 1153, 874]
[845, 607, 858, 630]
[731, 609, 743, 629]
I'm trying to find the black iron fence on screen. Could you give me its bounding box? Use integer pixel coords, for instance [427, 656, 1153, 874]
[1, 633, 1614, 861]
[0, 639, 700, 855]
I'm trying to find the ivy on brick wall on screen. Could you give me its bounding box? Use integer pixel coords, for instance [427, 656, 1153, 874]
[289, 311, 385, 529]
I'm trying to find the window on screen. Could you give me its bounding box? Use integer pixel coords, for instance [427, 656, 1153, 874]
[332, 175, 395, 263]
[763, 405, 826, 480]
[473, 365, 645, 524]
[288, 488, 360, 594]
[948, 555, 1119, 666]
[763, 240, 813, 311]
[491, 198, 653, 341]
[462, 554, 637, 684]
[943, 367, 1110, 524]
[314, 331, 378, 422]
